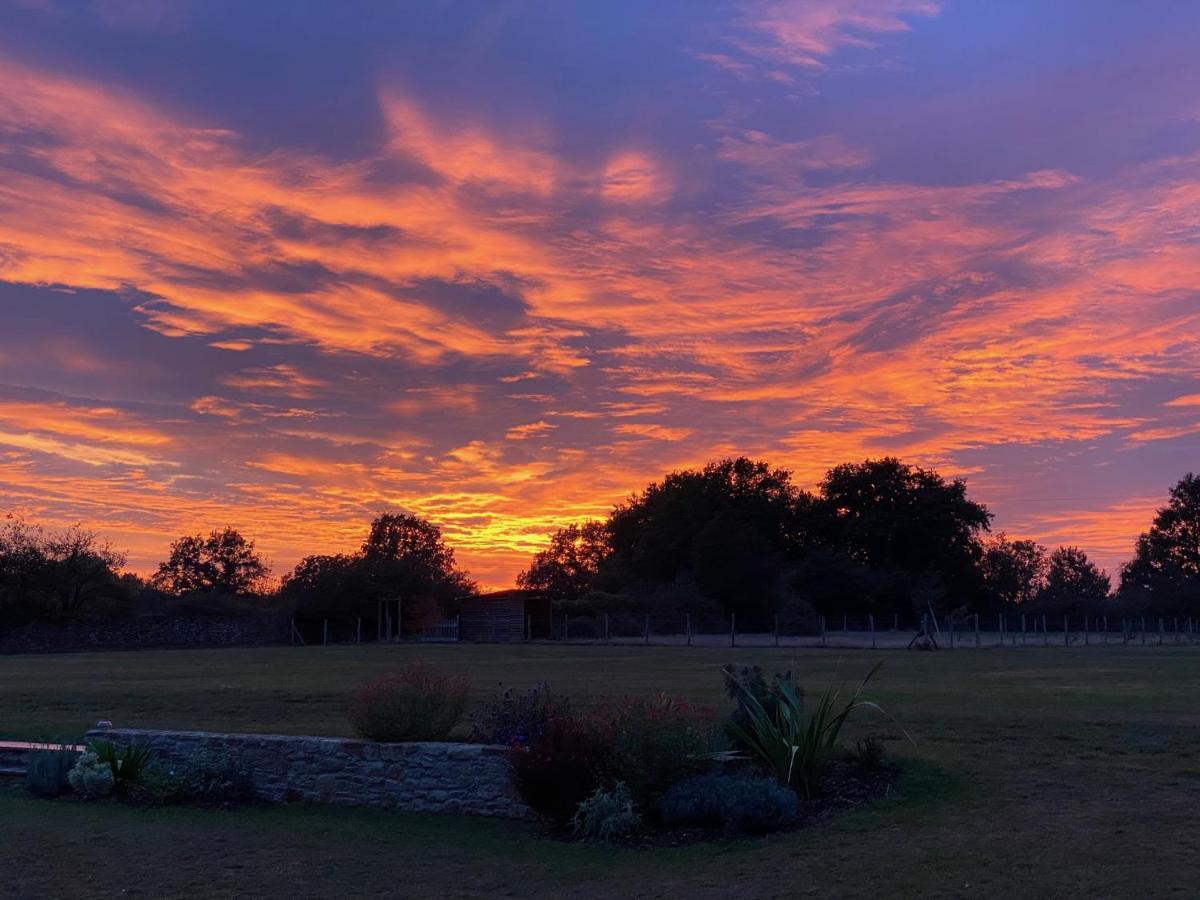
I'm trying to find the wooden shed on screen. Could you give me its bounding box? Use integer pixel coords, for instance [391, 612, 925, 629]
[457, 589, 552, 642]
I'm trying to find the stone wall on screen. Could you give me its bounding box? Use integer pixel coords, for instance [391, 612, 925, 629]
[85, 727, 533, 820]
[1, 615, 287, 655]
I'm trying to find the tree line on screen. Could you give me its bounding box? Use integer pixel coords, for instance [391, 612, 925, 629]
[3, 458, 1200, 633]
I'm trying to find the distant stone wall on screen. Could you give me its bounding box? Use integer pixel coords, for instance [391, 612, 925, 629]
[0, 615, 287, 655]
[85, 727, 533, 820]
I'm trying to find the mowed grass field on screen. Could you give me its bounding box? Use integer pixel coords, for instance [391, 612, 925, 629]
[3, 643, 1200, 898]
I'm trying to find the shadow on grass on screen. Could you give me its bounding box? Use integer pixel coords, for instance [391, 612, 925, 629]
[834, 756, 967, 834]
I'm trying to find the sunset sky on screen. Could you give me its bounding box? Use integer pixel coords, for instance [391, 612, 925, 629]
[1, 1, 1198, 589]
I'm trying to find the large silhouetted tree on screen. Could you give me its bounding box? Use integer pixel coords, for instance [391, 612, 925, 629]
[797, 458, 992, 618]
[981, 534, 1048, 610]
[1034, 546, 1111, 612]
[282, 513, 475, 627]
[1120, 474, 1200, 612]
[517, 521, 609, 602]
[151, 527, 270, 595]
[601, 457, 810, 619]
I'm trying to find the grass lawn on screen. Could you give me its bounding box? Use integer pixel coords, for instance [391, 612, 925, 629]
[3, 643, 1199, 897]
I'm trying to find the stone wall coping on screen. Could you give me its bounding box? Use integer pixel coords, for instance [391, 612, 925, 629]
[84, 726, 513, 756]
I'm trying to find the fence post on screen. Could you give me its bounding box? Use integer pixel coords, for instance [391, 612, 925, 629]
[998, 614, 1003, 647]
[843, 613, 848, 632]
[1084, 615, 1089, 646]
[290, 616, 296, 645]
[774, 614, 780, 648]
[1103, 615, 1108, 644]
[456, 613, 461, 642]
[821, 615, 826, 648]
[948, 616, 954, 650]
[974, 613, 980, 647]
[526, 614, 532, 642]
[1042, 614, 1048, 646]
[396, 598, 403, 641]
[894, 613, 899, 631]
[1021, 613, 1026, 646]
[870, 614, 876, 649]
[1159, 617, 1164, 645]
[1141, 617, 1146, 645]
[356, 617, 361, 644]
[323, 619, 328, 646]
[644, 614, 650, 645]
[1063, 615, 1069, 647]
[377, 600, 382, 642]
[1175, 617, 1180, 643]
[686, 613, 691, 646]
[731, 613, 737, 648]
[604, 613, 610, 642]
[1123, 618, 1128, 645]
[565, 614, 570, 642]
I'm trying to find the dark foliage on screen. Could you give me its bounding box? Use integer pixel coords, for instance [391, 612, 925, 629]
[25, 745, 79, 798]
[1120, 474, 1200, 613]
[659, 773, 799, 835]
[516, 521, 609, 603]
[469, 683, 571, 747]
[721, 664, 797, 753]
[592, 694, 713, 809]
[281, 513, 475, 628]
[1034, 546, 1111, 613]
[0, 518, 128, 628]
[348, 664, 469, 742]
[151, 527, 270, 595]
[511, 715, 604, 824]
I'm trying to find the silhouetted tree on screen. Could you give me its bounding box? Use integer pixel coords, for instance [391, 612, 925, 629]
[802, 458, 992, 617]
[0, 518, 127, 626]
[516, 521, 609, 603]
[282, 513, 475, 628]
[151, 527, 270, 595]
[1120, 474, 1200, 613]
[601, 458, 810, 620]
[1035, 546, 1111, 613]
[981, 534, 1047, 611]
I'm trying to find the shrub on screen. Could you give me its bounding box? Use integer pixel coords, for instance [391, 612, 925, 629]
[593, 693, 713, 809]
[659, 773, 799, 835]
[129, 763, 191, 805]
[25, 745, 78, 798]
[470, 682, 571, 747]
[90, 739, 153, 796]
[68, 750, 115, 799]
[727, 662, 904, 799]
[847, 734, 886, 771]
[572, 782, 641, 844]
[126, 749, 256, 806]
[512, 715, 604, 824]
[722, 664, 795, 752]
[175, 748, 256, 804]
[348, 664, 469, 742]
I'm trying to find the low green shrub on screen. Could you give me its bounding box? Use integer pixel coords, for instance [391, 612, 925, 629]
[593, 693, 713, 809]
[470, 683, 571, 747]
[572, 782, 641, 844]
[25, 745, 79, 798]
[659, 773, 799, 835]
[349, 664, 469, 742]
[175, 748, 256, 803]
[68, 750, 115, 799]
[90, 739, 153, 796]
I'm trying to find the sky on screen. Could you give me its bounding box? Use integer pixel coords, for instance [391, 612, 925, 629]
[0, 0, 1198, 589]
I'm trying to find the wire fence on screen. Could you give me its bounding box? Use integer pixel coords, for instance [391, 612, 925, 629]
[294, 611, 1200, 649]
